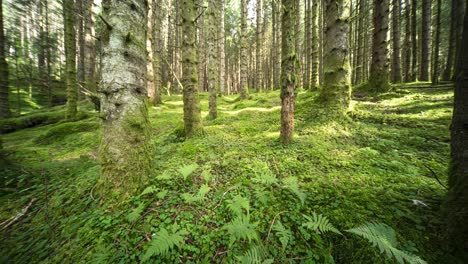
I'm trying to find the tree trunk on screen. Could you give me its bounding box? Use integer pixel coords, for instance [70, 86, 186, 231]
[391, 0, 402, 83]
[311, 0, 319, 89]
[182, 0, 203, 135]
[219, 0, 226, 95]
[208, 0, 218, 119]
[369, 0, 390, 92]
[403, 0, 412, 82]
[240, 0, 249, 98]
[321, 0, 351, 112]
[303, 0, 311, 90]
[453, 0, 466, 79]
[432, 0, 441, 85]
[255, 0, 263, 92]
[84, 0, 96, 92]
[446, 1, 468, 258]
[411, 0, 417, 81]
[78, 0, 86, 93]
[97, 0, 152, 201]
[0, 0, 11, 118]
[63, 0, 78, 119]
[147, 0, 156, 104]
[419, 0, 431, 81]
[197, 0, 205, 93]
[280, 0, 297, 144]
[355, 0, 365, 85]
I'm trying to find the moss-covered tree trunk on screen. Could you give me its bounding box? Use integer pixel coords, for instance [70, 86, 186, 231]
[0, 0, 11, 118]
[147, 0, 156, 105]
[84, 0, 96, 92]
[403, 0, 412, 82]
[446, 2, 468, 258]
[369, 0, 390, 92]
[153, 0, 163, 105]
[182, 0, 202, 135]
[280, 0, 297, 144]
[391, 0, 402, 83]
[218, 0, 225, 95]
[431, 0, 441, 85]
[63, 0, 78, 119]
[355, 0, 365, 85]
[320, 0, 351, 112]
[419, 0, 431, 81]
[311, 0, 319, 89]
[97, 0, 152, 201]
[303, 0, 311, 90]
[240, 0, 249, 99]
[208, 0, 218, 119]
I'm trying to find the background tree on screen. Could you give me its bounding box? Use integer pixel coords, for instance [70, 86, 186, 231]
[239, 0, 248, 99]
[369, 0, 390, 92]
[419, 0, 431, 81]
[0, 0, 11, 118]
[207, 0, 218, 119]
[63, 0, 77, 119]
[97, 0, 152, 200]
[432, 0, 442, 85]
[391, 0, 402, 83]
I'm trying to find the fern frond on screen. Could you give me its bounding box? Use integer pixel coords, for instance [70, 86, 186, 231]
[235, 245, 273, 264]
[182, 184, 211, 204]
[302, 212, 342, 235]
[223, 215, 259, 244]
[226, 194, 250, 216]
[140, 186, 158, 196]
[178, 164, 199, 180]
[252, 169, 279, 186]
[346, 222, 426, 264]
[272, 221, 293, 250]
[126, 203, 145, 223]
[282, 177, 307, 205]
[141, 225, 188, 262]
[156, 171, 172, 180]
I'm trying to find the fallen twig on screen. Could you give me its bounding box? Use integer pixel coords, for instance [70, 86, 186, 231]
[266, 211, 288, 242]
[1, 198, 37, 231]
[424, 164, 448, 190]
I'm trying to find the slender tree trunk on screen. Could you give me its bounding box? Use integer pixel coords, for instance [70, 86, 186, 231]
[391, 0, 402, 83]
[97, 0, 152, 200]
[453, 0, 466, 79]
[303, 0, 311, 90]
[219, 0, 226, 95]
[355, 0, 365, 84]
[197, 0, 205, 93]
[0, 0, 11, 118]
[419, 0, 431, 81]
[411, 0, 417, 81]
[403, 0, 412, 82]
[432, 0, 441, 85]
[78, 0, 86, 93]
[240, 0, 249, 98]
[280, 0, 297, 144]
[311, 0, 319, 89]
[182, 0, 202, 135]
[294, 0, 302, 89]
[255, 0, 263, 92]
[208, 0, 218, 119]
[369, 0, 390, 92]
[84, 0, 96, 92]
[446, 1, 468, 258]
[147, 0, 155, 104]
[63, 0, 78, 119]
[321, 0, 351, 112]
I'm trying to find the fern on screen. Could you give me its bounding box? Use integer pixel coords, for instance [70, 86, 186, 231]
[302, 212, 342, 235]
[156, 171, 172, 180]
[126, 203, 145, 223]
[224, 215, 259, 244]
[252, 169, 278, 186]
[235, 245, 274, 264]
[140, 186, 158, 196]
[272, 221, 293, 251]
[282, 177, 307, 205]
[346, 223, 426, 264]
[182, 184, 211, 204]
[226, 194, 250, 216]
[178, 164, 199, 180]
[141, 224, 188, 262]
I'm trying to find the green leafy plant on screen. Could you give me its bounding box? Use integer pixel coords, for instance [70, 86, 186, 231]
[224, 215, 259, 245]
[236, 245, 274, 264]
[346, 223, 427, 264]
[302, 212, 342, 235]
[282, 177, 307, 205]
[272, 221, 293, 251]
[226, 194, 250, 216]
[141, 224, 188, 262]
[178, 164, 199, 180]
[181, 184, 211, 204]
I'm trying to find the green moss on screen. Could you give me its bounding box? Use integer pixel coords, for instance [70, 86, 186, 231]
[33, 119, 99, 145]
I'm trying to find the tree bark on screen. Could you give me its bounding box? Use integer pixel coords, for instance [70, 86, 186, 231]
[208, 0, 218, 119]
[446, 1, 468, 258]
[411, 0, 417, 81]
[369, 0, 390, 92]
[84, 0, 96, 92]
[63, 0, 78, 119]
[303, 0, 311, 90]
[419, 0, 431, 81]
[311, 0, 319, 89]
[391, 0, 402, 83]
[255, 0, 263, 92]
[0, 0, 11, 118]
[97, 0, 153, 201]
[218, 0, 226, 95]
[432, 0, 441, 85]
[280, 0, 297, 144]
[403, 0, 412, 82]
[182, 0, 203, 135]
[240, 0, 249, 98]
[321, 0, 351, 112]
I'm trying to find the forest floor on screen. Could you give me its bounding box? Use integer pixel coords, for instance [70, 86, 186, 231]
[0, 84, 457, 263]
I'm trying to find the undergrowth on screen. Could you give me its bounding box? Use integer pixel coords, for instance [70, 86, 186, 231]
[0, 87, 458, 263]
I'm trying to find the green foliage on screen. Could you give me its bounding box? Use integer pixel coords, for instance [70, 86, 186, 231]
[181, 184, 211, 204]
[303, 212, 342, 235]
[347, 223, 427, 264]
[224, 215, 259, 244]
[226, 194, 250, 216]
[178, 163, 199, 180]
[126, 203, 145, 223]
[236, 246, 274, 264]
[282, 177, 307, 205]
[33, 119, 99, 144]
[272, 221, 293, 250]
[141, 224, 189, 262]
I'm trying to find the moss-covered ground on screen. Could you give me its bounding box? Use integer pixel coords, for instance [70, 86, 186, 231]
[0, 86, 458, 263]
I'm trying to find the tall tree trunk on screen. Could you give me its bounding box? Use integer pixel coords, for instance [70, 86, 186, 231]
[44, 0, 52, 107]
[84, 0, 96, 92]
[294, 0, 302, 89]
[369, 0, 390, 92]
[411, 0, 417, 81]
[303, 0, 311, 90]
[63, 0, 78, 119]
[403, 0, 412, 82]
[240, 0, 249, 98]
[255, 0, 263, 92]
[197, 0, 205, 93]
[208, 0, 218, 119]
[321, 0, 351, 112]
[147, 0, 156, 105]
[218, 0, 225, 95]
[78, 0, 86, 94]
[391, 0, 402, 83]
[0, 0, 11, 118]
[446, 1, 468, 258]
[153, 0, 163, 104]
[97, 0, 152, 200]
[182, 0, 202, 135]
[311, 0, 319, 89]
[419, 0, 431, 81]
[355, 0, 365, 84]
[453, 0, 466, 79]
[432, 0, 441, 85]
[280, 0, 297, 144]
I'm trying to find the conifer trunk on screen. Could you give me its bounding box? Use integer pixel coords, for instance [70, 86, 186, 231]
[63, 0, 78, 119]
[403, 0, 412, 82]
[369, 0, 390, 92]
[303, 0, 311, 90]
[280, 0, 297, 144]
[97, 0, 152, 200]
[419, 0, 431, 81]
[411, 0, 417, 81]
[255, 0, 263, 92]
[432, 0, 441, 85]
[84, 0, 96, 92]
[0, 0, 11, 118]
[311, 0, 319, 89]
[208, 0, 218, 119]
[240, 0, 249, 98]
[391, 0, 402, 83]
